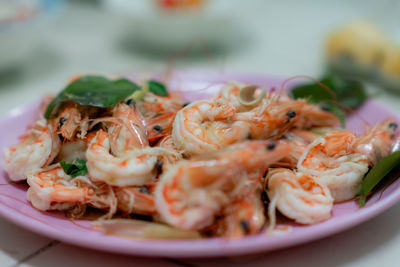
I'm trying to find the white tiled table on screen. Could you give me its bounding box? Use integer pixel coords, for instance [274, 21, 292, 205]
[1, 1, 400, 266]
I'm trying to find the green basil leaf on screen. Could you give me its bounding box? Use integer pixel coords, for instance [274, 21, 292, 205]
[290, 73, 368, 127]
[324, 74, 368, 109]
[359, 151, 400, 206]
[290, 74, 367, 109]
[59, 161, 74, 174]
[147, 80, 169, 97]
[290, 81, 334, 103]
[45, 75, 140, 119]
[60, 159, 88, 178]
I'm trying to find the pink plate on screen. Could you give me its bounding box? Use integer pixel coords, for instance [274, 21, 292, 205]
[1, 71, 400, 258]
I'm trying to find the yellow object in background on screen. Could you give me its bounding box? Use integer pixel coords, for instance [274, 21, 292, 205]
[326, 21, 392, 67]
[381, 46, 400, 77]
[326, 20, 400, 90]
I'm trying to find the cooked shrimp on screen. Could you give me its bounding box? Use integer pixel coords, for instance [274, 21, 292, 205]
[115, 184, 157, 215]
[2, 118, 61, 181]
[27, 165, 116, 218]
[174, 83, 338, 156]
[155, 140, 290, 230]
[139, 92, 185, 119]
[355, 118, 398, 165]
[213, 81, 243, 107]
[146, 112, 175, 144]
[108, 103, 148, 157]
[214, 181, 265, 237]
[156, 134, 177, 151]
[172, 99, 250, 155]
[234, 93, 305, 139]
[154, 135, 182, 171]
[88, 102, 179, 186]
[216, 81, 339, 130]
[275, 128, 326, 168]
[298, 131, 369, 202]
[298, 120, 398, 202]
[51, 103, 83, 141]
[294, 103, 341, 129]
[86, 129, 158, 186]
[266, 168, 333, 225]
[27, 165, 92, 211]
[274, 138, 307, 169]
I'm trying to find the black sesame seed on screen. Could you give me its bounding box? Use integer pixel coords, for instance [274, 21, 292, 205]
[266, 142, 276, 150]
[126, 99, 136, 107]
[153, 125, 163, 132]
[389, 122, 398, 129]
[239, 220, 250, 235]
[139, 186, 149, 194]
[59, 117, 67, 127]
[183, 102, 191, 107]
[286, 110, 296, 118]
[155, 160, 163, 173]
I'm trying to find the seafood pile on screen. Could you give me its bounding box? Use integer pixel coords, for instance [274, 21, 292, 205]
[2, 76, 399, 239]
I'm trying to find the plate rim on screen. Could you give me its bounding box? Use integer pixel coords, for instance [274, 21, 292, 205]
[1, 72, 400, 258]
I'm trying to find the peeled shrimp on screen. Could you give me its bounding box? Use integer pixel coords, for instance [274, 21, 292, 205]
[298, 131, 369, 202]
[214, 181, 265, 237]
[86, 129, 158, 186]
[172, 99, 250, 155]
[274, 128, 332, 168]
[266, 168, 333, 224]
[155, 140, 290, 230]
[87, 103, 157, 186]
[27, 165, 116, 218]
[213, 81, 243, 108]
[2, 118, 60, 181]
[87, 102, 179, 186]
[298, 120, 397, 202]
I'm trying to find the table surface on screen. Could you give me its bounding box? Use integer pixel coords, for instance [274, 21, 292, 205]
[1, 1, 400, 266]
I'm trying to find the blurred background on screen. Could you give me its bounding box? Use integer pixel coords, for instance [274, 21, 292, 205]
[1, 0, 400, 116]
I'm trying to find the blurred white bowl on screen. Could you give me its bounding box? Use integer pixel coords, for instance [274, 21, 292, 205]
[102, 0, 241, 53]
[0, 0, 61, 71]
